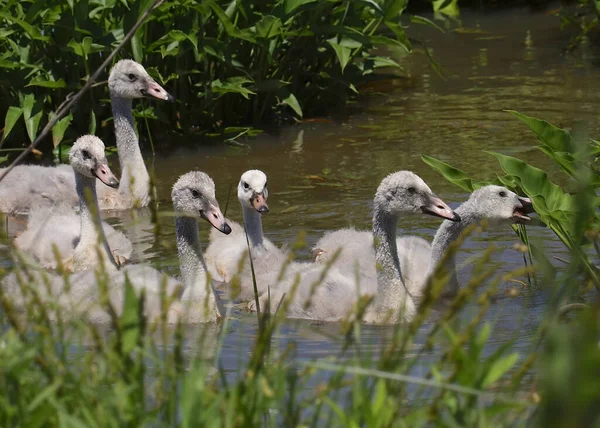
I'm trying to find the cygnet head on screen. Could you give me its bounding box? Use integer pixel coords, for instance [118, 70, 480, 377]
[374, 171, 460, 221]
[108, 59, 174, 102]
[69, 135, 119, 188]
[172, 171, 232, 234]
[237, 169, 269, 214]
[467, 185, 534, 225]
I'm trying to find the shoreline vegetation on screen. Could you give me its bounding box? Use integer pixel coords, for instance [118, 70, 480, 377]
[0, 0, 599, 426]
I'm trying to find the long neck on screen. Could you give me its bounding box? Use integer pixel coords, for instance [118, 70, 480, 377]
[241, 204, 264, 247]
[75, 174, 118, 270]
[429, 204, 474, 297]
[371, 206, 415, 321]
[175, 215, 212, 299]
[111, 95, 150, 205]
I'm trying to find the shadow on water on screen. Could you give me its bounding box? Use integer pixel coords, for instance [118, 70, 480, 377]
[1, 5, 598, 388]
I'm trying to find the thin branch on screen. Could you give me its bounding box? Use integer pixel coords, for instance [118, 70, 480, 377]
[0, 0, 165, 184]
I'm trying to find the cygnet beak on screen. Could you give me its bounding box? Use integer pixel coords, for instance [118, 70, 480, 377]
[201, 203, 232, 234]
[421, 195, 461, 222]
[93, 162, 119, 188]
[518, 196, 535, 214]
[142, 79, 175, 102]
[251, 193, 269, 214]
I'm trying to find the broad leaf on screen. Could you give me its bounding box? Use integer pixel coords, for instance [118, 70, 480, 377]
[481, 352, 519, 388]
[281, 92, 303, 117]
[51, 113, 73, 148]
[2, 107, 23, 142]
[26, 77, 67, 89]
[255, 16, 282, 39]
[327, 39, 352, 73]
[486, 151, 577, 227]
[211, 77, 255, 99]
[421, 155, 478, 192]
[382, 0, 408, 20]
[384, 21, 412, 52]
[121, 279, 142, 355]
[410, 15, 445, 33]
[285, 0, 316, 14]
[204, 0, 256, 43]
[507, 110, 572, 152]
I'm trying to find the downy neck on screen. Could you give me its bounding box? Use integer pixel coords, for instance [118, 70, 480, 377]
[111, 95, 150, 206]
[429, 204, 475, 297]
[175, 215, 212, 301]
[371, 207, 415, 321]
[75, 174, 118, 271]
[241, 204, 264, 247]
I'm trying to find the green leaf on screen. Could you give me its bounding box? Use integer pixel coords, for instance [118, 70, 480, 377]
[410, 15, 446, 33]
[371, 34, 410, 52]
[372, 379, 387, 415]
[433, 0, 460, 17]
[21, 93, 36, 120]
[204, 0, 256, 43]
[382, 0, 408, 20]
[281, 92, 303, 117]
[89, 110, 96, 135]
[22, 95, 43, 143]
[0, 155, 8, 165]
[507, 110, 572, 152]
[255, 15, 282, 39]
[285, 0, 316, 14]
[481, 353, 519, 388]
[384, 21, 412, 52]
[131, 31, 144, 63]
[327, 39, 352, 73]
[421, 155, 478, 192]
[51, 113, 73, 148]
[371, 56, 404, 70]
[2, 107, 23, 142]
[486, 151, 578, 242]
[0, 12, 48, 41]
[211, 77, 256, 99]
[26, 77, 67, 89]
[121, 279, 141, 355]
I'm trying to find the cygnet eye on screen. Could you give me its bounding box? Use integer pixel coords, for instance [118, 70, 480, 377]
[407, 187, 416, 195]
[191, 189, 200, 198]
[81, 150, 91, 160]
[499, 191, 507, 197]
[243, 182, 249, 190]
[127, 73, 137, 82]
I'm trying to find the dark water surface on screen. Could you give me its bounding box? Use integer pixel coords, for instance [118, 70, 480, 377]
[3, 6, 599, 391]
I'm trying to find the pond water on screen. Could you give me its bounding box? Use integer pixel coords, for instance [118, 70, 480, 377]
[2, 5, 599, 392]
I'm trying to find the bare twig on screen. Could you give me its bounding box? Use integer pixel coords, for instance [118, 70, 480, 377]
[0, 0, 165, 184]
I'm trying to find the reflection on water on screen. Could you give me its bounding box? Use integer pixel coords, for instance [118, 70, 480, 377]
[2, 6, 599, 387]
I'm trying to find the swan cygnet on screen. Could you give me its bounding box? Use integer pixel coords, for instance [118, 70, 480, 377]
[14, 135, 132, 272]
[3, 171, 232, 325]
[0, 59, 173, 215]
[397, 185, 533, 300]
[251, 171, 459, 324]
[313, 185, 534, 301]
[205, 170, 290, 301]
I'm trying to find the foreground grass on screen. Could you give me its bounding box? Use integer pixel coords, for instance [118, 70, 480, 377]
[0, 223, 597, 427]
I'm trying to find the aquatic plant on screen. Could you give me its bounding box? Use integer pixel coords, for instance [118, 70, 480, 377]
[423, 110, 600, 291]
[0, 0, 442, 153]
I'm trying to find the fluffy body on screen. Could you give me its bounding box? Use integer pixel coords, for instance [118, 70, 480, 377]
[13, 136, 127, 271]
[312, 185, 532, 300]
[14, 204, 133, 270]
[252, 171, 458, 324]
[2, 171, 231, 325]
[205, 170, 289, 301]
[0, 60, 172, 215]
